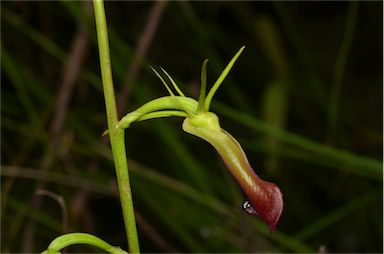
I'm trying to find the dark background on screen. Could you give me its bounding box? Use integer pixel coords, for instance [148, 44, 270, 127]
[1, 1, 382, 253]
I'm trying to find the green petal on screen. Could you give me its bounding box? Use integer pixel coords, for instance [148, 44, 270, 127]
[160, 67, 185, 97]
[150, 66, 174, 96]
[205, 46, 245, 111]
[197, 59, 209, 113]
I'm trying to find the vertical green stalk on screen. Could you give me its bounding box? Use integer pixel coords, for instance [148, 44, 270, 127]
[93, 0, 140, 253]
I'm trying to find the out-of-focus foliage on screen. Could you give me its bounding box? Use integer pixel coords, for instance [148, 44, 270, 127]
[1, 1, 382, 253]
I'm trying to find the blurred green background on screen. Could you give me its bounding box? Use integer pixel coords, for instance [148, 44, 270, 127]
[1, 1, 382, 253]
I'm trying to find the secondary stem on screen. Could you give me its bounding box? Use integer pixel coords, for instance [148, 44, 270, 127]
[44, 233, 127, 254]
[93, 0, 140, 253]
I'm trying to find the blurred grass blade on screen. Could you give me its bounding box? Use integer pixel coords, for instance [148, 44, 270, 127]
[1, 46, 38, 124]
[327, 1, 359, 143]
[215, 102, 382, 180]
[294, 190, 379, 240]
[261, 79, 288, 174]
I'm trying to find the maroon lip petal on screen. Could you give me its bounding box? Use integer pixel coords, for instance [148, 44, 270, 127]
[244, 177, 284, 232]
[216, 133, 284, 231]
[182, 116, 284, 231]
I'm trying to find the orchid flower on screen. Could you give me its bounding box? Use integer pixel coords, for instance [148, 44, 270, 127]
[119, 46, 283, 231]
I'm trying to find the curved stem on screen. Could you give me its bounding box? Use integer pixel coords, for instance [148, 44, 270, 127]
[93, 0, 140, 253]
[42, 233, 127, 254]
[119, 96, 198, 128]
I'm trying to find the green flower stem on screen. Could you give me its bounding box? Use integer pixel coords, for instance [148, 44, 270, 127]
[135, 110, 188, 122]
[119, 96, 198, 128]
[42, 233, 127, 254]
[93, 0, 140, 253]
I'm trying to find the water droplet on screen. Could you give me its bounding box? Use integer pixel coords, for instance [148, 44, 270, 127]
[242, 199, 258, 215]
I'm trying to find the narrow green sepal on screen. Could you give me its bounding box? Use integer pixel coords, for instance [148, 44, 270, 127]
[160, 66, 186, 97]
[150, 66, 174, 96]
[197, 59, 209, 113]
[205, 46, 245, 111]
